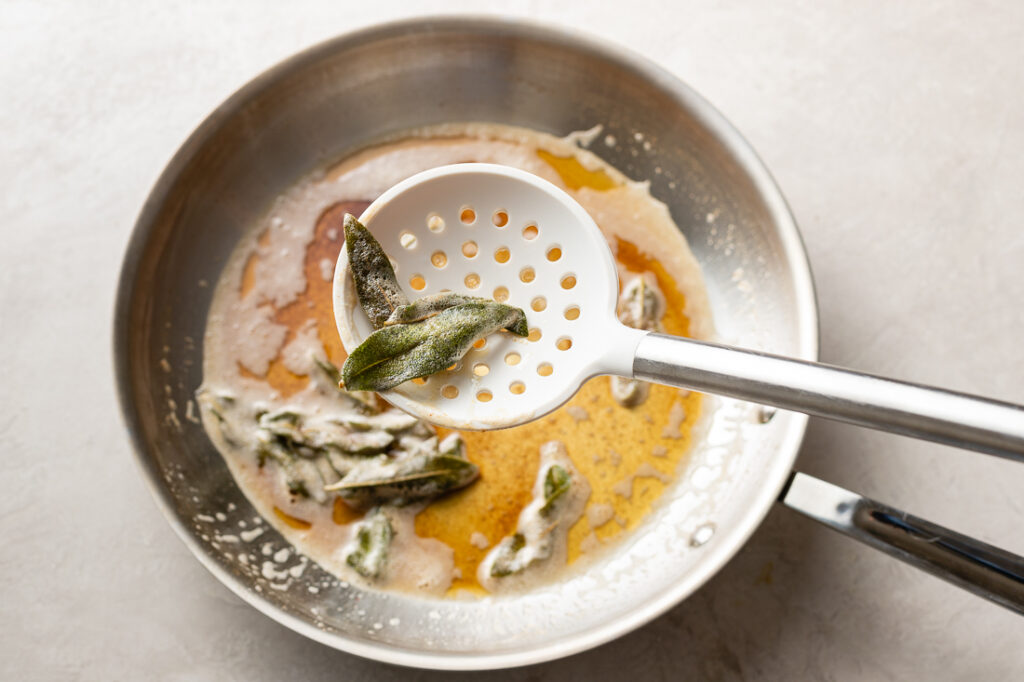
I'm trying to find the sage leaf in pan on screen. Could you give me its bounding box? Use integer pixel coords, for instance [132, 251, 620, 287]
[344, 214, 408, 328]
[341, 410, 421, 434]
[341, 302, 528, 392]
[345, 508, 393, 579]
[489, 460, 574, 577]
[303, 421, 396, 456]
[325, 434, 479, 507]
[312, 355, 381, 414]
[257, 408, 395, 458]
[489, 533, 528, 577]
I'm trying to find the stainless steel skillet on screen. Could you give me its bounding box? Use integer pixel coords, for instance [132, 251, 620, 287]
[113, 17, 1024, 670]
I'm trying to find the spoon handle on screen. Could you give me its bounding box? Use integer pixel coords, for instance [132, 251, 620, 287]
[781, 472, 1024, 614]
[632, 333, 1024, 461]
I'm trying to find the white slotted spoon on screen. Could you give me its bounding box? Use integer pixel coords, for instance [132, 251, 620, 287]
[333, 163, 1024, 460]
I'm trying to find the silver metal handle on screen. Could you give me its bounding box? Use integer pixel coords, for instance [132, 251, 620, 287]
[632, 333, 1024, 462]
[781, 472, 1024, 614]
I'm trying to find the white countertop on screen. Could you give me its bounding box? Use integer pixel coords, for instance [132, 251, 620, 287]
[3, 1, 1023, 679]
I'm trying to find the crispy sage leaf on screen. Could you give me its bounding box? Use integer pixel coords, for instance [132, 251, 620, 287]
[385, 293, 487, 325]
[385, 293, 528, 336]
[345, 508, 393, 579]
[325, 434, 478, 507]
[305, 421, 395, 456]
[255, 422, 337, 503]
[325, 450, 360, 479]
[257, 408, 394, 458]
[489, 533, 527, 577]
[341, 302, 528, 392]
[312, 355, 381, 413]
[345, 214, 408, 328]
[490, 466, 568, 576]
[539, 465, 571, 518]
[197, 390, 241, 446]
[313, 456, 342, 488]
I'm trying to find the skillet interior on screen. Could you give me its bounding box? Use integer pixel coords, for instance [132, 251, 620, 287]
[114, 17, 817, 670]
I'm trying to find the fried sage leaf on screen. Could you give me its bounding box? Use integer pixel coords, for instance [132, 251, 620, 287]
[489, 464, 569, 577]
[312, 356, 382, 414]
[539, 465, 571, 518]
[345, 508, 393, 579]
[197, 390, 242, 446]
[305, 421, 395, 456]
[341, 302, 528, 392]
[489, 533, 527, 577]
[484, 441, 588, 580]
[256, 432, 330, 502]
[325, 434, 478, 507]
[385, 292, 528, 336]
[345, 214, 408, 329]
[257, 408, 395, 458]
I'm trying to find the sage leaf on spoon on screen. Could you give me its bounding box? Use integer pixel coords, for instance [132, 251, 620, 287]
[344, 214, 408, 329]
[342, 213, 529, 390]
[341, 302, 528, 392]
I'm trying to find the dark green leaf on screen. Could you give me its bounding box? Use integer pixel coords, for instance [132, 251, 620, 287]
[258, 409, 303, 444]
[489, 533, 527, 577]
[341, 411, 421, 434]
[197, 390, 240, 446]
[287, 479, 310, 498]
[345, 508, 393, 579]
[309, 423, 395, 456]
[345, 214, 409, 329]
[341, 302, 528, 392]
[324, 435, 478, 506]
[539, 465, 571, 518]
[385, 293, 487, 325]
[257, 407, 395, 461]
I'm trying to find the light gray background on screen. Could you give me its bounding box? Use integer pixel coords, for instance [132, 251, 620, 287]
[3, 1, 1023, 679]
